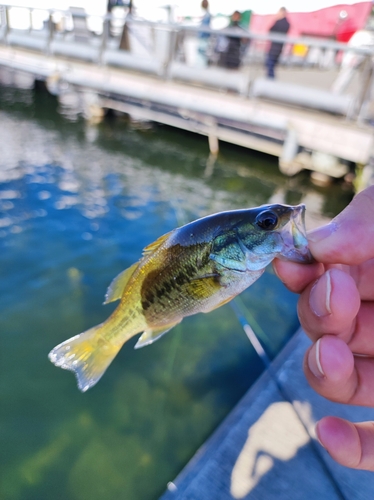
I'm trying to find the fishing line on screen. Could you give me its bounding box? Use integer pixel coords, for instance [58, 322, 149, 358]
[230, 298, 348, 500]
[232, 294, 268, 347]
[164, 198, 345, 497]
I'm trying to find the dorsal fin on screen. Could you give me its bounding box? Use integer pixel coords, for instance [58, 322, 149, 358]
[103, 262, 139, 304]
[142, 231, 172, 256]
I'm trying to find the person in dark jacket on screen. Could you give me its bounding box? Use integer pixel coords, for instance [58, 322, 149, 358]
[265, 7, 290, 78]
[218, 11, 245, 69]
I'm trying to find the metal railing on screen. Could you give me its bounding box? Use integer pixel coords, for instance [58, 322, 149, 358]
[0, 4, 373, 121]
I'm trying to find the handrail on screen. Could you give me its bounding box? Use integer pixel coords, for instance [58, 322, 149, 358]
[1, 3, 374, 55]
[0, 3, 373, 124]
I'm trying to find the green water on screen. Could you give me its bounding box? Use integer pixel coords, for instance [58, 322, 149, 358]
[0, 85, 353, 500]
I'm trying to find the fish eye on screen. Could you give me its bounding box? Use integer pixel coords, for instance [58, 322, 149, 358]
[255, 211, 278, 231]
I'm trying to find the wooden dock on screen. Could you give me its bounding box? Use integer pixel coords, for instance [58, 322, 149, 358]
[0, 10, 373, 179]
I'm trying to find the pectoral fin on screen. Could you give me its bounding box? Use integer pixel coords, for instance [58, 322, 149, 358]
[134, 321, 181, 349]
[104, 262, 139, 304]
[203, 295, 234, 313]
[186, 275, 221, 300]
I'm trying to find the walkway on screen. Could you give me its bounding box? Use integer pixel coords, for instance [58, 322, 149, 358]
[0, 43, 373, 176]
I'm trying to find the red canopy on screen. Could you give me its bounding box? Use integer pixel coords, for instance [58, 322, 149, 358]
[249, 2, 372, 42]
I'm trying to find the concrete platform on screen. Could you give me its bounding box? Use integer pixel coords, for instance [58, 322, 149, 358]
[0, 44, 373, 174]
[160, 330, 374, 500]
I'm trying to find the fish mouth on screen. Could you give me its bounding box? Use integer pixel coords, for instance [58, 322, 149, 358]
[279, 204, 313, 264]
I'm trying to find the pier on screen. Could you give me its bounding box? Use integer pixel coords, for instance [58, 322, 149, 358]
[0, 4, 374, 179]
[160, 329, 374, 500]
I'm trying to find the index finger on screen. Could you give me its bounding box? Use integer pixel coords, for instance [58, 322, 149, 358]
[273, 258, 324, 293]
[308, 186, 374, 265]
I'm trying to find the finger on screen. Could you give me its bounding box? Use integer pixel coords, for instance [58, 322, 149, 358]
[273, 259, 324, 293]
[305, 335, 374, 407]
[298, 268, 361, 342]
[348, 302, 374, 356]
[307, 186, 374, 265]
[316, 417, 374, 471]
[349, 258, 374, 300]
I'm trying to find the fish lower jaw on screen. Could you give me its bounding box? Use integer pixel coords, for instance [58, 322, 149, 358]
[279, 246, 313, 263]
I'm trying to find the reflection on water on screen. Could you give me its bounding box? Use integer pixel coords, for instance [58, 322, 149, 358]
[0, 84, 353, 500]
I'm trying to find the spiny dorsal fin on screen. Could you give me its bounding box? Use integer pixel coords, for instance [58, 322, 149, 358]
[104, 262, 139, 304]
[142, 231, 172, 256]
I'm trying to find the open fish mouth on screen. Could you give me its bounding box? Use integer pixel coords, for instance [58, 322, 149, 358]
[279, 204, 313, 263]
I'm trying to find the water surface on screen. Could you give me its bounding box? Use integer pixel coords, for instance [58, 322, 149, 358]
[0, 84, 353, 500]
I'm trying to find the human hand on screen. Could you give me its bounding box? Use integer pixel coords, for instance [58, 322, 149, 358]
[273, 186, 374, 470]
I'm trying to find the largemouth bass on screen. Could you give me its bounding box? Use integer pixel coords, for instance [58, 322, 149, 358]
[49, 204, 311, 391]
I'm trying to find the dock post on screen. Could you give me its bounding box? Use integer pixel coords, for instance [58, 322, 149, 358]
[208, 134, 219, 155]
[279, 128, 301, 175]
[205, 116, 219, 155]
[356, 157, 374, 192]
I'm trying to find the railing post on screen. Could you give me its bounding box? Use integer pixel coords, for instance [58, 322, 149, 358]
[163, 26, 177, 79]
[46, 11, 54, 55]
[355, 54, 374, 123]
[0, 5, 5, 36]
[99, 14, 110, 65]
[5, 6, 10, 43]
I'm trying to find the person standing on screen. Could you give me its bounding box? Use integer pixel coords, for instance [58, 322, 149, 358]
[224, 11, 244, 69]
[197, 0, 212, 67]
[218, 11, 244, 69]
[265, 7, 290, 78]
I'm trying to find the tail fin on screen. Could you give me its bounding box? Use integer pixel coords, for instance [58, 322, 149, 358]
[48, 325, 120, 392]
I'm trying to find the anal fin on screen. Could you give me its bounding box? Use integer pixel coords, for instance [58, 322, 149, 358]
[134, 321, 181, 349]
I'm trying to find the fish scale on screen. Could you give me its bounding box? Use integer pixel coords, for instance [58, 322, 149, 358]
[48, 203, 312, 392]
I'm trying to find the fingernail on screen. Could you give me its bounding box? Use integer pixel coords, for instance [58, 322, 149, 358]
[308, 339, 325, 378]
[315, 421, 326, 448]
[309, 270, 332, 318]
[307, 222, 337, 243]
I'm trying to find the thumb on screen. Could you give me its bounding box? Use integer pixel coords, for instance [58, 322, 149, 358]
[307, 186, 374, 265]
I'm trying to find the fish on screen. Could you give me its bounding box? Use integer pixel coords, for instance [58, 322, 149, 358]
[48, 203, 312, 392]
